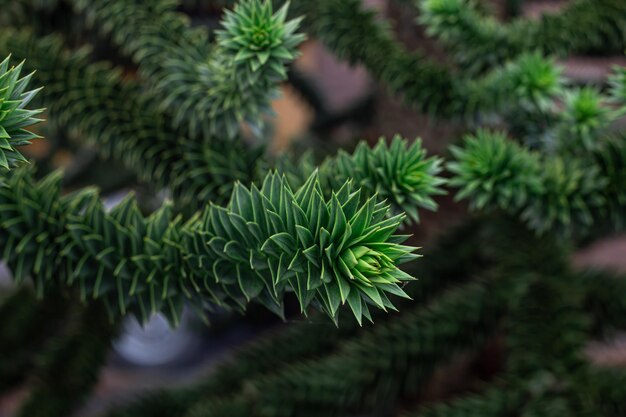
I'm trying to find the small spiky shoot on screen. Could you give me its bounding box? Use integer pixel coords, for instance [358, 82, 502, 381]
[324, 136, 447, 223]
[558, 87, 619, 150]
[448, 130, 607, 233]
[448, 130, 543, 211]
[507, 53, 564, 111]
[0, 55, 43, 170]
[213, 171, 420, 325]
[203, 0, 306, 138]
[217, 0, 305, 74]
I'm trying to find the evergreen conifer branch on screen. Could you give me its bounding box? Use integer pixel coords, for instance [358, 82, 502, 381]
[0, 168, 420, 325]
[0, 31, 445, 217]
[184, 279, 506, 417]
[70, 0, 305, 139]
[0, 55, 43, 170]
[6, 0, 625, 123]
[102, 219, 496, 417]
[0, 29, 262, 205]
[320, 136, 446, 223]
[447, 130, 619, 233]
[418, 0, 626, 73]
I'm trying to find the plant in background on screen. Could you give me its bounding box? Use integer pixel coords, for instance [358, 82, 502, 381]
[447, 130, 543, 211]
[558, 87, 621, 151]
[204, 0, 306, 137]
[323, 136, 446, 223]
[1, 0, 626, 417]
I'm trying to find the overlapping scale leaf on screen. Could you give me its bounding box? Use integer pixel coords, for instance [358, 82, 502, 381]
[322, 136, 446, 224]
[0, 55, 43, 170]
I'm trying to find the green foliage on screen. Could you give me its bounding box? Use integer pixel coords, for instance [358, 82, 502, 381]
[186, 278, 505, 417]
[0, 55, 42, 170]
[458, 53, 565, 117]
[418, 0, 626, 73]
[205, 0, 305, 138]
[558, 87, 621, 151]
[71, 0, 305, 139]
[218, 1, 303, 74]
[403, 385, 524, 417]
[2, 1, 626, 417]
[16, 302, 118, 417]
[102, 217, 506, 417]
[504, 53, 564, 112]
[448, 130, 610, 233]
[593, 136, 626, 228]
[0, 29, 262, 205]
[609, 64, 626, 103]
[522, 156, 605, 233]
[0, 288, 69, 394]
[322, 136, 446, 223]
[0, 168, 419, 325]
[448, 131, 543, 211]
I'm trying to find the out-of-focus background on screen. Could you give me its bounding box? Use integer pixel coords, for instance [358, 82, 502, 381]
[2, 0, 626, 416]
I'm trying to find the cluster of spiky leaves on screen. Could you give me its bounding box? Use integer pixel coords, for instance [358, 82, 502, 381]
[521, 156, 605, 233]
[70, 0, 304, 139]
[0, 30, 447, 218]
[460, 52, 565, 117]
[0, 29, 261, 206]
[558, 87, 622, 151]
[448, 131, 543, 211]
[204, 0, 305, 138]
[321, 136, 446, 223]
[503, 53, 564, 112]
[448, 130, 609, 233]
[0, 168, 418, 325]
[217, 0, 304, 75]
[189, 170, 418, 325]
[0, 55, 42, 170]
[418, 0, 626, 73]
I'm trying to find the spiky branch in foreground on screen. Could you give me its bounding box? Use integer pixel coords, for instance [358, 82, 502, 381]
[0, 55, 42, 170]
[0, 168, 419, 325]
